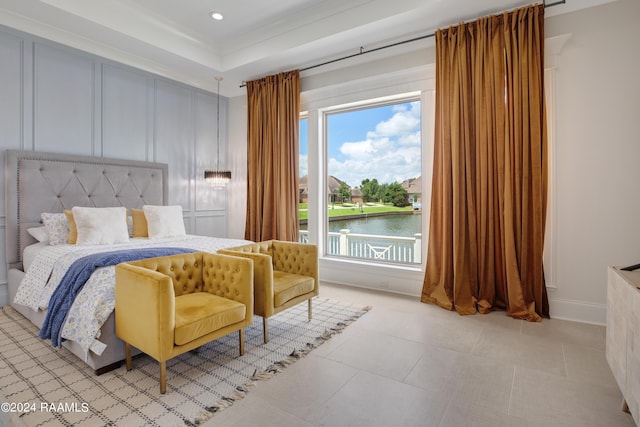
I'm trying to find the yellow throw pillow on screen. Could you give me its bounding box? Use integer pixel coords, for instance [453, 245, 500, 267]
[131, 208, 148, 237]
[64, 209, 77, 244]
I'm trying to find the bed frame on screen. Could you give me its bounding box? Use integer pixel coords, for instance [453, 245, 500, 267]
[4, 149, 168, 374]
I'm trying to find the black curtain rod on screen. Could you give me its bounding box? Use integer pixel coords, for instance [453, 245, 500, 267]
[239, 0, 565, 88]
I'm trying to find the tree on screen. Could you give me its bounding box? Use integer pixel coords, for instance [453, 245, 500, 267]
[360, 178, 380, 202]
[338, 182, 351, 202]
[384, 182, 410, 207]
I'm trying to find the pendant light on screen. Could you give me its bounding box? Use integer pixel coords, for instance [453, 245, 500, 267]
[204, 76, 231, 186]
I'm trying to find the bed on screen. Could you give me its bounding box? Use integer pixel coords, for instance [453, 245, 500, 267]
[4, 150, 249, 374]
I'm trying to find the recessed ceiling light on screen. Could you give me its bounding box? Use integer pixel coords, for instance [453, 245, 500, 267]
[209, 11, 223, 20]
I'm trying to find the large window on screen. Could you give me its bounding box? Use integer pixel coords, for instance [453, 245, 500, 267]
[322, 97, 422, 265]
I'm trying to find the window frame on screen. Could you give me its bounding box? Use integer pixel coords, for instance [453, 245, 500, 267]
[319, 94, 423, 266]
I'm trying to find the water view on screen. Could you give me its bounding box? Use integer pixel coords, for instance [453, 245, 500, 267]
[328, 213, 421, 237]
[300, 213, 422, 237]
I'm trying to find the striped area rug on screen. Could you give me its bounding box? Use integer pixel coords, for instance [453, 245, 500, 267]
[0, 298, 370, 426]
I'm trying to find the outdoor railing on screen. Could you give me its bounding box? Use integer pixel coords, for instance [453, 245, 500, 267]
[299, 229, 421, 264]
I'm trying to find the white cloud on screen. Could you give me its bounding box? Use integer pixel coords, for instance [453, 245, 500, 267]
[368, 104, 420, 138]
[329, 101, 422, 187]
[340, 139, 376, 158]
[299, 153, 308, 178]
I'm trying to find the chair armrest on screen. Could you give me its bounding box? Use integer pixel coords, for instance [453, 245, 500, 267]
[272, 241, 319, 291]
[218, 249, 275, 317]
[202, 253, 254, 322]
[115, 263, 175, 359]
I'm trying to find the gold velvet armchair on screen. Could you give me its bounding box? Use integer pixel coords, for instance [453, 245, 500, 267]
[115, 251, 253, 394]
[218, 240, 319, 343]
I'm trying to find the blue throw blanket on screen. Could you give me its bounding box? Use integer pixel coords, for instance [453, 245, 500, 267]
[40, 247, 197, 348]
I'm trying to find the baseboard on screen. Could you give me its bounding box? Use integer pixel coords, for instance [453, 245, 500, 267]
[548, 297, 607, 326]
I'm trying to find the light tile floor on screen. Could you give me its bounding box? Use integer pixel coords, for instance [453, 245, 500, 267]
[207, 283, 637, 427]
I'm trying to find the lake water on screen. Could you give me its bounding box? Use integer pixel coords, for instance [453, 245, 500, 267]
[301, 213, 422, 237]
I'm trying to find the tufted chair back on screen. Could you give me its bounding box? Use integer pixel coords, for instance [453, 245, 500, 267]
[270, 241, 317, 277]
[130, 252, 252, 303]
[134, 252, 204, 296]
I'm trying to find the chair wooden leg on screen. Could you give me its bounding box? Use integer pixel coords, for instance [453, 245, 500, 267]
[263, 317, 269, 343]
[239, 329, 245, 355]
[308, 298, 312, 321]
[159, 361, 167, 394]
[124, 342, 132, 371]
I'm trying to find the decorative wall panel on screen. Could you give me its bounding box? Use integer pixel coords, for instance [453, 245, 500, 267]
[154, 80, 193, 212]
[102, 64, 150, 161]
[33, 43, 94, 155]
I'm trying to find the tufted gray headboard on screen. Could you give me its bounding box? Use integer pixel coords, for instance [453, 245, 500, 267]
[5, 150, 168, 269]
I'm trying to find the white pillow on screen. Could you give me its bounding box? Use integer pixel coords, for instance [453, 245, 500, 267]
[41, 212, 69, 245]
[72, 207, 129, 245]
[27, 226, 50, 243]
[143, 205, 186, 239]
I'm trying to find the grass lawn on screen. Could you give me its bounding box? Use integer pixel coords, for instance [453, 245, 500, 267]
[298, 202, 413, 220]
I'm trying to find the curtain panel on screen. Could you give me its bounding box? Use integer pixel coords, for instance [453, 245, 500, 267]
[245, 70, 301, 242]
[421, 4, 549, 321]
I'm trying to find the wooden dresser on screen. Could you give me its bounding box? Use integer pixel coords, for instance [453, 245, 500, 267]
[607, 266, 640, 424]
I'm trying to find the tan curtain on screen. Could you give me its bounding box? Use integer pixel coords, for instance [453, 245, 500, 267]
[245, 70, 300, 242]
[421, 4, 549, 321]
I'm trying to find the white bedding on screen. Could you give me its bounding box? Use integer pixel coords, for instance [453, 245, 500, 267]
[13, 235, 251, 359]
[22, 241, 49, 272]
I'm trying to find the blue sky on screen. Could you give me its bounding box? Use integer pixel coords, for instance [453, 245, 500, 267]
[300, 101, 421, 188]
